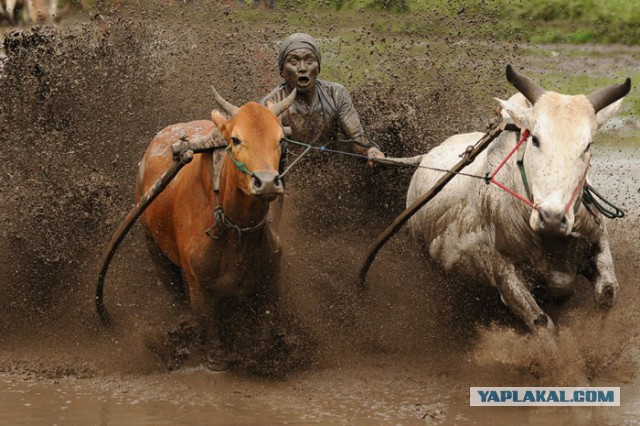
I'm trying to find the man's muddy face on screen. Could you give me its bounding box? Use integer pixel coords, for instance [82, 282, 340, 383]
[282, 48, 319, 93]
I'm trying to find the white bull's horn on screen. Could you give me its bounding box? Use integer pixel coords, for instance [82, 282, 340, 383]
[506, 64, 546, 105]
[587, 78, 632, 113]
[211, 86, 239, 116]
[268, 89, 297, 117]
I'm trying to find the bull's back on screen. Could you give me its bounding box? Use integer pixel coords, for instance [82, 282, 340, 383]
[136, 120, 216, 264]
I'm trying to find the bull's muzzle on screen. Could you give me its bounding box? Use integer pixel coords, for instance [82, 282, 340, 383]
[251, 170, 283, 201]
[534, 206, 572, 236]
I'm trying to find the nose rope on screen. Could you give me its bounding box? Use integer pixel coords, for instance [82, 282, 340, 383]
[486, 129, 538, 210]
[206, 147, 270, 242]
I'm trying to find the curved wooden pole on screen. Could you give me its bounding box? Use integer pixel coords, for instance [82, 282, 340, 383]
[358, 121, 509, 290]
[95, 132, 224, 324]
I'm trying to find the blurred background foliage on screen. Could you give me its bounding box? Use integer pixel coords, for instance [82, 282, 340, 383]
[275, 0, 640, 44]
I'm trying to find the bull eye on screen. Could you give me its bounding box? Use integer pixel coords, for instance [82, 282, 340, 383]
[531, 135, 540, 148]
[231, 137, 241, 147]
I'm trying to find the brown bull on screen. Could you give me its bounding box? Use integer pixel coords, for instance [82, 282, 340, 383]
[136, 89, 295, 346]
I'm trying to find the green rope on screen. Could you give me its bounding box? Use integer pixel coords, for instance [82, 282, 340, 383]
[517, 160, 533, 203]
[582, 182, 626, 219]
[514, 133, 624, 220]
[226, 145, 254, 177]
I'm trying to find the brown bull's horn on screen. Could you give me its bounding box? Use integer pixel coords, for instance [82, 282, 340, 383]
[587, 78, 632, 113]
[506, 64, 546, 105]
[211, 85, 239, 116]
[268, 89, 297, 117]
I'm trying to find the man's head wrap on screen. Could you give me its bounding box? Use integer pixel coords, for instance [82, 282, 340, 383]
[278, 33, 321, 75]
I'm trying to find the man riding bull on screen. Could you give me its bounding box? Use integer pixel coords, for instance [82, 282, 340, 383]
[262, 32, 385, 169]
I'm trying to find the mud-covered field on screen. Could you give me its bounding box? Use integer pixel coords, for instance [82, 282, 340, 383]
[1, 2, 639, 424]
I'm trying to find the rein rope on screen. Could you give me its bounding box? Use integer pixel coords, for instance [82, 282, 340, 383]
[284, 127, 625, 220]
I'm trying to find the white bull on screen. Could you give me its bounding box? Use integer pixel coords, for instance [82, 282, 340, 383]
[407, 65, 630, 336]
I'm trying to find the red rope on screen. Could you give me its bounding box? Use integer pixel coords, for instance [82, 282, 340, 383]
[565, 154, 591, 214]
[488, 128, 591, 214]
[489, 129, 537, 209]
[491, 179, 537, 208]
[490, 129, 529, 179]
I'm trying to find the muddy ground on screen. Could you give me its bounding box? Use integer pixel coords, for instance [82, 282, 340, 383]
[0, 2, 639, 424]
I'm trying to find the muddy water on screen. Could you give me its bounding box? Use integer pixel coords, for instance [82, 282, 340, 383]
[1, 136, 638, 425]
[0, 358, 638, 425]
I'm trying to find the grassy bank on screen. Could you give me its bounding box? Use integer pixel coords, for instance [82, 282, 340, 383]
[270, 0, 640, 45]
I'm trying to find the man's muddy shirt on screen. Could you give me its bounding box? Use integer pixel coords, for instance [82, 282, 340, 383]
[262, 80, 365, 147]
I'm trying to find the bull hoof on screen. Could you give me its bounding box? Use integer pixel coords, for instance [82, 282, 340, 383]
[595, 282, 617, 309]
[144, 332, 191, 370]
[144, 320, 199, 371]
[532, 313, 555, 331]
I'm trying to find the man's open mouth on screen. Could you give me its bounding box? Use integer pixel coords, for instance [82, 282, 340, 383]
[297, 76, 310, 86]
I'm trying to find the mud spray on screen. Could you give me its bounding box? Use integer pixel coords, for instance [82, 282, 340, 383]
[0, 1, 637, 390]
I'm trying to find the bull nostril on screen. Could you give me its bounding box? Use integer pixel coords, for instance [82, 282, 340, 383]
[561, 216, 568, 228]
[274, 176, 281, 187]
[252, 176, 262, 189]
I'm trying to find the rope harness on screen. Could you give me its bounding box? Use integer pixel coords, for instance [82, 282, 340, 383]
[286, 125, 624, 221]
[485, 129, 591, 215]
[207, 123, 625, 241]
[206, 145, 269, 242]
[485, 128, 624, 220]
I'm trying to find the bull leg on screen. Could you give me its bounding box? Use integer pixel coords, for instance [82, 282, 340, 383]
[5, 0, 16, 22]
[182, 268, 208, 319]
[48, 0, 57, 22]
[592, 225, 618, 309]
[493, 257, 555, 335]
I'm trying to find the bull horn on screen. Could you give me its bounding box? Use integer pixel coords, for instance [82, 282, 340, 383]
[506, 64, 546, 105]
[268, 89, 297, 117]
[587, 78, 631, 113]
[211, 85, 239, 116]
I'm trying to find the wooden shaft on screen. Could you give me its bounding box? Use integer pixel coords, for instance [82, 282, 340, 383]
[358, 121, 508, 290]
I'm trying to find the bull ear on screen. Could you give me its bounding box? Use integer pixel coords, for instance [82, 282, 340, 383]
[211, 110, 228, 132]
[495, 97, 533, 130]
[595, 98, 623, 130]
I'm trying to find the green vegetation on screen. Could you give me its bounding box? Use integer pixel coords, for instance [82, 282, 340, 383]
[276, 0, 640, 45]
